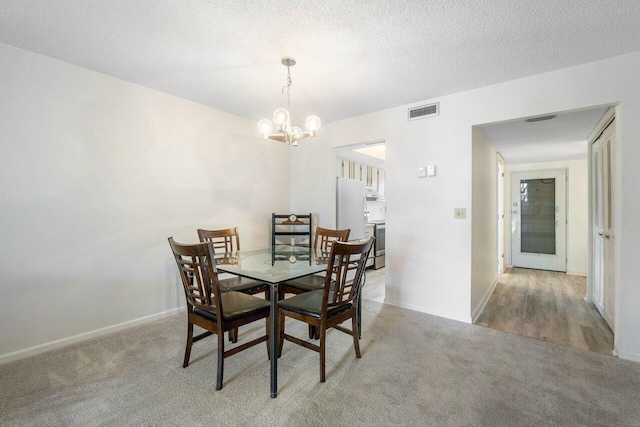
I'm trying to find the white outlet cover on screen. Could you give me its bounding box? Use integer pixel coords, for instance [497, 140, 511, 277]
[427, 165, 436, 176]
[454, 208, 466, 219]
[418, 166, 427, 178]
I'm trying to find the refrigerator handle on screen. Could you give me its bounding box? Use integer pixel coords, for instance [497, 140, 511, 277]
[363, 194, 369, 223]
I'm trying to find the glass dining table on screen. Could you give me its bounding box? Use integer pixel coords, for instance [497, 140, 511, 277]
[214, 245, 329, 398]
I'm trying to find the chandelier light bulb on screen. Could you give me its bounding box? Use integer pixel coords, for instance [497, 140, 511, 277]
[273, 108, 290, 125]
[291, 126, 303, 135]
[305, 115, 321, 131]
[258, 119, 274, 135]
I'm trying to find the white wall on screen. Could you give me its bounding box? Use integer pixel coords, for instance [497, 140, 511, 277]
[471, 128, 497, 321]
[505, 159, 588, 276]
[0, 43, 290, 362]
[291, 51, 640, 361]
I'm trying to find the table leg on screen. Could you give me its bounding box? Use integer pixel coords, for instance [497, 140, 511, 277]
[270, 283, 278, 398]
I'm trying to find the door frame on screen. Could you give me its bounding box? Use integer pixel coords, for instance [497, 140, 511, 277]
[497, 154, 505, 275]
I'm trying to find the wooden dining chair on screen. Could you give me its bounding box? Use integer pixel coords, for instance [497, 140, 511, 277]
[277, 238, 374, 382]
[198, 227, 269, 297]
[278, 227, 350, 339]
[198, 227, 270, 343]
[168, 237, 270, 391]
[279, 227, 350, 297]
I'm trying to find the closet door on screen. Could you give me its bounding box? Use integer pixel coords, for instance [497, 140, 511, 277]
[592, 121, 615, 330]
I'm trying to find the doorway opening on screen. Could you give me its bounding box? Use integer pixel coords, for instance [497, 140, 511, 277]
[333, 140, 386, 303]
[473, 105, 616, 356]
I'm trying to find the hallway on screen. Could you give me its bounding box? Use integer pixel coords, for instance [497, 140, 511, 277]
[362, 267, 385, 303]
[476, 268, 614, 356]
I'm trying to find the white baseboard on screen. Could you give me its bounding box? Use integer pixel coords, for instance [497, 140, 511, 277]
[0, 306, 185, 365]
[471, 278, 499, 323]
[617, 348, 640, 363]
[566, 271, 587, 276]
[383, 298, 472, 324]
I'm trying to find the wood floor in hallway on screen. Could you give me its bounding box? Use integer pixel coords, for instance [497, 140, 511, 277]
[362, 267, 385, 303]
[476, 268, 614, 356]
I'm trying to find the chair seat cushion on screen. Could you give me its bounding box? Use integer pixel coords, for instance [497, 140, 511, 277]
[195, 291, 270, 322]
[219, 276, 268, 293]
[278, 289, 352, 319]
[281, 274, 329, 292]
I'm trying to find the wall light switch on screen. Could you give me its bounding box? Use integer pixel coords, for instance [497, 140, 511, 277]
[427, 165, 436, 176]
[454, 208, 466, 219]
[418, 167, 427, 178]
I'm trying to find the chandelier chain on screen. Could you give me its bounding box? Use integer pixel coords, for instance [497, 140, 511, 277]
[282, 65, 292, 111]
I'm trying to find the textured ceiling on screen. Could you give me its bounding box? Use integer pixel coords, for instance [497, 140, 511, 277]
[479, 107, 609, 164]
[1, 1, 639, 124]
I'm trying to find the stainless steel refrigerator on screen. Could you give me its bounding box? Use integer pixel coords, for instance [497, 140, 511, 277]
[336, 177, 366, 240]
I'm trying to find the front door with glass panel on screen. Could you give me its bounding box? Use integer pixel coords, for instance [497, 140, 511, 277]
[511, 169, 566, 272]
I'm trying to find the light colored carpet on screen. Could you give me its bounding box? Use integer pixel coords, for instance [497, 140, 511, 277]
[1, 299, 640, 426]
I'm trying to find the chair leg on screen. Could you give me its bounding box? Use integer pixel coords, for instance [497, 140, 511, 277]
[229, 328, 238, 343]
[319, 325, 326, 382]
[183, 322, 194, 368]
[216, 331, 225, 390]
[308, 324, 315, 339]
[352, 315, 362, 358]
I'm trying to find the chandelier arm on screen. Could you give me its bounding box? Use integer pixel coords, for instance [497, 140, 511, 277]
[267, 134, 288, 143]
[291, 132, 311, 142]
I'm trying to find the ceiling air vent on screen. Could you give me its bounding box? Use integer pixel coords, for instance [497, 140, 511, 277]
[526, 115, 556, 123]
[408, 103, 439, 121]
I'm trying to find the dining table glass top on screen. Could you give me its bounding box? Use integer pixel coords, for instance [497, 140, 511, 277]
[214, 245, 330, 284]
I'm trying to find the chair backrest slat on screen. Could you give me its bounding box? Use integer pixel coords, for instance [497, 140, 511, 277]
[314, 227, 350, 265]
[198, 227, 241, 253]
[322, 238, 374, 313]
[314, 226, 350, 253]
[168, 238, 223, 317]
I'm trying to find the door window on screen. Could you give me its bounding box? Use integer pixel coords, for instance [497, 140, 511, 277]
[520, 178, 556, 255]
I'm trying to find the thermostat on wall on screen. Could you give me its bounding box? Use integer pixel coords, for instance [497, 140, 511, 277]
[418, 165, 436, 178]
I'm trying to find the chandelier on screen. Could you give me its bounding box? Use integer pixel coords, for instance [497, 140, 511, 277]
[258, 57, 321, 146]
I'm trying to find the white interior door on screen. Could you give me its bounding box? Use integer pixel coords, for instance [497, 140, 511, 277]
[511, 169, 566, 272]
[591, 121, 615, 330]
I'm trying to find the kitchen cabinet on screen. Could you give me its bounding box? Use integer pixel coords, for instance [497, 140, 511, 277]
[338, 158, 385, 198]
[340, 159, 360, 181]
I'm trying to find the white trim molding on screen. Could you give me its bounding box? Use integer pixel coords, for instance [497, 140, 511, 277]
[0, 306, 185, 365]
[472, 279, 499, 323]
[384, 299, 473, 324]
[566, 271, 588, 277]
[617, 348, 640, 363]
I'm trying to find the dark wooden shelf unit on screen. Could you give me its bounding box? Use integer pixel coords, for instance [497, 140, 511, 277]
[271, 213, 312, 247]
